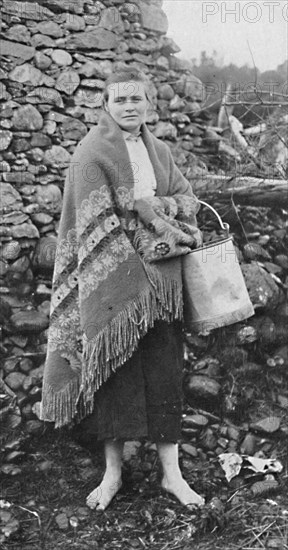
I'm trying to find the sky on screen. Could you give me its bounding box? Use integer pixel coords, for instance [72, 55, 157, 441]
[162, 1, 288, 72]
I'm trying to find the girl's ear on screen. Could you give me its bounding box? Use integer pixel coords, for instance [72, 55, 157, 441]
[145, 92, 153, 109]
[103, 100, 109, 112]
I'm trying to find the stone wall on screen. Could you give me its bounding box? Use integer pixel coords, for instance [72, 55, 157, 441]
[0, 0, 287, 439]
[0, 0, 210, 433]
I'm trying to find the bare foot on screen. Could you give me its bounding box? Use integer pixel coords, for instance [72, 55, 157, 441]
[86, 474, 122, 511]
[161, 475, 205, 507]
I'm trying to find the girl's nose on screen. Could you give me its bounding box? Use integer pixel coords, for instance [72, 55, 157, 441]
[125, 102, 135, 110]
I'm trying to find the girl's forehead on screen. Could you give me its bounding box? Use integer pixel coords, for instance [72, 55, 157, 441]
[107, 81, 146, 98]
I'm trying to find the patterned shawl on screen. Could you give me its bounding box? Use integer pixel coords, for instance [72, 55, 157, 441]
[41, 111, 200, 428]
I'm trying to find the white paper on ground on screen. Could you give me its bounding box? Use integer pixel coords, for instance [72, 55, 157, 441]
[218, 452, 283, 482]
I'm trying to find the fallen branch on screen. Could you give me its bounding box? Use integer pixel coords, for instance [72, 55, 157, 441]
[225, 102, 288, 106]
[191, 175, 288, 207]
[244, 115, 288, 136]
[243, 123, 267, 136]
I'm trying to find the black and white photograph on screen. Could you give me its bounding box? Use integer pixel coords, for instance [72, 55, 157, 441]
[0, 1, 287, 548]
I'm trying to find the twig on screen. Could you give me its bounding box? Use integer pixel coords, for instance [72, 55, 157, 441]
[251, 529, 266, 548]
[244, 521, 276, 536]
[225, 101, 288, 106]
[124, 502, 134, 513]
[275, 522, 288, 549]
[227, 484, 249, 503]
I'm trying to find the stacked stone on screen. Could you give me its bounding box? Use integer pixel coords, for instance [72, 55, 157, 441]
[181, 203, 288, 465]
[0, 0, 207, 433]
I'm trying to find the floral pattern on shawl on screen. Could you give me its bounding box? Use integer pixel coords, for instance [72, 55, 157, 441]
[79, 234, 133, 301]
[53, 228, 78, 280]
[133, 195, 202, 262]
[77, 186, 112, 236]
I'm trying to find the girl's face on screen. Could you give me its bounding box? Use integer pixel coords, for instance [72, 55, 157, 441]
[105, 80, 148, 134]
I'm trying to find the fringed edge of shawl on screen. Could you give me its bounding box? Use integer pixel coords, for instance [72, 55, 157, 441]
[40, 377, 82, 429]
[80, 267, 183, 416]
[41, 268, 183, 428]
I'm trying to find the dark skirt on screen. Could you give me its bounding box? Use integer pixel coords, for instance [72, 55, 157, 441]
[81, 320, 183, 443]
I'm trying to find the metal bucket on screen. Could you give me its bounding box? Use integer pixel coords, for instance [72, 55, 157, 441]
[182, 200, 255, 334]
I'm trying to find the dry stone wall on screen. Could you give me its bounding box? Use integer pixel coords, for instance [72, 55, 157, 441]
[0, 0, 210, 434]
[0, 0, 287, 439]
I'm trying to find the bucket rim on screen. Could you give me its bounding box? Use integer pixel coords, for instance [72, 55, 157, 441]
[187, 235, 234, 253]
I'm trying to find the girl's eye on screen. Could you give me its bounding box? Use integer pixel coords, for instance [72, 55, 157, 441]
[114, 97, 142, 103]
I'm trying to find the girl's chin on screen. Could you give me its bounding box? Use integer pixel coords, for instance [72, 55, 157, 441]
[119, 121, 141, 133]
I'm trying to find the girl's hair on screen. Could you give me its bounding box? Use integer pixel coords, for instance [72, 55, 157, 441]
[102, 67, 151, 104]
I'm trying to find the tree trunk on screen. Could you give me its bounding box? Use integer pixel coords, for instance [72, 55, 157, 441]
[191, 175, 288, 207]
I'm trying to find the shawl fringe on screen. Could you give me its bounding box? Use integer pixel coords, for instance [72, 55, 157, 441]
[80, 268, 183, 416]
[41, 378, 81, 429]
[41, 270, 183, 428]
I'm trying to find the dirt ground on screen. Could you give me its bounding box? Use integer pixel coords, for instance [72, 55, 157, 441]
[1, 400, 287, 550]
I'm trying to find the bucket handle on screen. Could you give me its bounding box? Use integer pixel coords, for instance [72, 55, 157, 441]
[199, 200, 230, 235]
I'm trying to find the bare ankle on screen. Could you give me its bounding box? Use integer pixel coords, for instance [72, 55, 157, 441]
[103, 468, 122, 482]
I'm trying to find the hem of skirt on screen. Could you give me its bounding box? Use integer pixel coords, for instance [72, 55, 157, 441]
[95, 435, 182, 444]
[96, 430, 148, 442]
